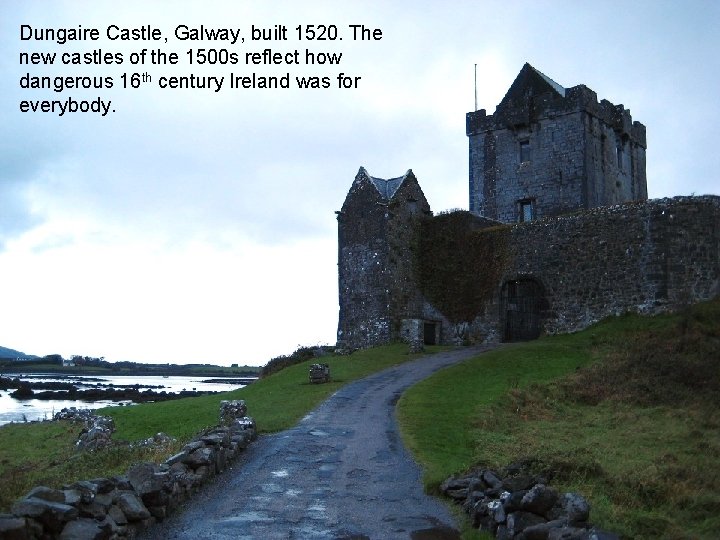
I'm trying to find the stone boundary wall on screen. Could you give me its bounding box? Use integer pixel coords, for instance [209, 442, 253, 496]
[441, 466, 619, 539]
[0, 401, 257, 539]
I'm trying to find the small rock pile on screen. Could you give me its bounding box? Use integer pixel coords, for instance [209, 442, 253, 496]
[219, 399, 247, 425]
[309, 363, 330, 384]
[53, 407, 117, 451]
[441, 466, 619, 539]
[132, 432, 177, 449]
[52, 407, 103, 425]
[408, 338, 424, 354]
[1, 403, 257, 539]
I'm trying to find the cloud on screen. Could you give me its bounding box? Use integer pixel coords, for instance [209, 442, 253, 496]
[0, 0, 718, 364]
[0, 130, 59, 250]
[0, 182, 39, 251]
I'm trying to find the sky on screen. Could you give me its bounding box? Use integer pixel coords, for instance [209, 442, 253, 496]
[1, 0, 718, 366]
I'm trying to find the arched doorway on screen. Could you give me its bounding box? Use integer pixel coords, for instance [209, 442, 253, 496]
[501, 278, 545, 341]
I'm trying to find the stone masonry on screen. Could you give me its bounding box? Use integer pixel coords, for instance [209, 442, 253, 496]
[337, 64, 719, 350]
[0, 401, 257, 539]
[336, 167, 431, 350]
[422, 196, 720, 346]
[466, 63, 647, 223]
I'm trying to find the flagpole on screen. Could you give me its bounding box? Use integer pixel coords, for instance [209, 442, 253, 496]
[474, 64, 478, 111]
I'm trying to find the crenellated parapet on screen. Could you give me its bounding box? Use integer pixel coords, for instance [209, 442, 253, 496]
[467, 76, 646, 148]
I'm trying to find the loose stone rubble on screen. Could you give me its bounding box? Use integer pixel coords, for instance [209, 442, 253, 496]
[52, 407, 118, 451]
[441, 465, 619, 539]
[219, 399, 247, 425]
[0, 400, 257, 539]
[132, 432, 177, 449]
[308, 363, 330, 384]
[53, 407, 106, 425]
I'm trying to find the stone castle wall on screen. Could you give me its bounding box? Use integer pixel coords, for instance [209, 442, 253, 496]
[337, 173, 393, 349]
[385, 180, 431, 334]
[338, 65, 714, 351]
[421, 196, 720, 345]
[467, 69, 647, 223]
[336, 168, 430, 350]
[468, 110, 589, 222]
[508, 195, 719, 335]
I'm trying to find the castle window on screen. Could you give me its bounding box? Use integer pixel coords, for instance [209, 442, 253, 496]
[407, 198, 418, 214]
[519, 199, 534, 222]
[616, 143, 623, 169]
[519, 140, 531, 163]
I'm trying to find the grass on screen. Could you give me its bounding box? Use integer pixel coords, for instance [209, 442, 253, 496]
[0, 421, 181, 513]
[4, 299, 718, 537]
[105, 343, 446, 440]
[398, 299, 720, 539]
[0, 343, 442, 512]
[396, 333, 610, 490]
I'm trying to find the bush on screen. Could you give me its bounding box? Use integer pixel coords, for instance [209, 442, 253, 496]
[259, 345, 333, 378]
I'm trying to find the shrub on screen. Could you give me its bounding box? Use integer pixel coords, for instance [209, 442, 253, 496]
[259, 345, 333, 378]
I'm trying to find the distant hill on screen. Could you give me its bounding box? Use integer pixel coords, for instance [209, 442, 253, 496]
[0, 345, 37, 359]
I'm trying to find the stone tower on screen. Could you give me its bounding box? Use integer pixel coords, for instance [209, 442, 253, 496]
[466, 63, 647, 223]
[336, 167, 431, 350]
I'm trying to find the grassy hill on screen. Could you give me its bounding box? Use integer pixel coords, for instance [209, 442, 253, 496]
[1, 300, 717, 538]
[398, 298, 720, 539]
[0, 345, 36, 359]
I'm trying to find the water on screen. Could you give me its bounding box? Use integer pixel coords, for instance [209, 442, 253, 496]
[0, 373, 254, 426]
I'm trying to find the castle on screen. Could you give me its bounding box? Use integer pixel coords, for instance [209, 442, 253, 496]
[337, 64, 719, 350]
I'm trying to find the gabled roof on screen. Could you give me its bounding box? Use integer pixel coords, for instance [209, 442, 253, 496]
[356, 167, 414, 200]
[496, 63, 565, 111]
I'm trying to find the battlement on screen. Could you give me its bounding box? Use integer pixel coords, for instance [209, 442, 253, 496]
[466, 65, 646, 147]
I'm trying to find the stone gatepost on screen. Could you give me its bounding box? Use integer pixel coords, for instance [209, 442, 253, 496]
[219, 400, 248, 426]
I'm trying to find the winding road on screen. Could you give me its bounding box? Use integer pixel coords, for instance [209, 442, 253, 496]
[148, 345, 491, 539]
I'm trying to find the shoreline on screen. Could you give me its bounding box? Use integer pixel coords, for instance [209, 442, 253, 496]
[0, 366, 259, 378]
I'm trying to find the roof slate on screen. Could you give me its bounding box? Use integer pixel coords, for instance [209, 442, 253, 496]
[356, 167, 413, 201]
[496, 62, 566, 111]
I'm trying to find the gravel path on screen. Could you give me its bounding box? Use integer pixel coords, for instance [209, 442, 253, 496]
[148, 345, 491, 539]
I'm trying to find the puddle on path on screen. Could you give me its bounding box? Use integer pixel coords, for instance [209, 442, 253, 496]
[410, 526, 462, 539]
[260, 483, 284, 494]
[216, 511, 274, 524]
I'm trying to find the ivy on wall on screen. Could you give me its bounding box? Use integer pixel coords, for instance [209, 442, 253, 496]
[418, 211, 512, 323]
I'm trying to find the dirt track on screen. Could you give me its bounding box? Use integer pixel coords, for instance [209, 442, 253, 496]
[148, 346, 490, 539]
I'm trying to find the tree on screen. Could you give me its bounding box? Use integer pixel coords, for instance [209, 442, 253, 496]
[43, 354, 64, 365]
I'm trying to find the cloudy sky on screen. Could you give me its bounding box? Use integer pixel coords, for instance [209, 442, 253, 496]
[1, 0, 718, 366]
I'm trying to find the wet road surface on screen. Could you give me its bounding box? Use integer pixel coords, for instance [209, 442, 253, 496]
[148, 346, 491, 539]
